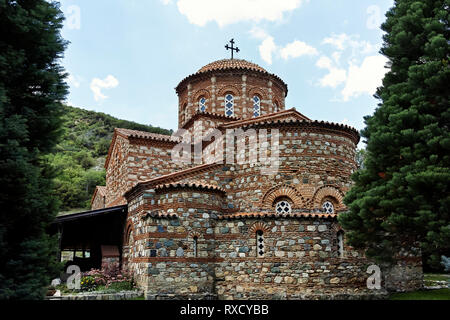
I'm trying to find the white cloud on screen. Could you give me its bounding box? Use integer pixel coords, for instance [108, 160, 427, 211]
[314, 32, 387, 101]
[259, 36, 277, 64]
[280, 40, 318, 60]
[316, 56, 347, 88]
[67, 74, 82, 88]
[177, 0, 304, 27]
[90, 75, 119, 102]
[249, 26, 270, 40]
[319, 67, 347, 88]
[250, 29, 317, 65]
[341, 55, 388, 101]
[316, 56, 332, 69]
[322, 33, 377, 56]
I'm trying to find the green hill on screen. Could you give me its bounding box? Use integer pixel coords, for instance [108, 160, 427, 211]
[49, 105, 172, 212]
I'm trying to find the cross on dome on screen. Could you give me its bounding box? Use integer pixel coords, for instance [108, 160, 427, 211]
[225, 38, 240, 59]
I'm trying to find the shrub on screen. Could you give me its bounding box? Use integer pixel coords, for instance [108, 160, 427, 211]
[82, 267, 135, 292]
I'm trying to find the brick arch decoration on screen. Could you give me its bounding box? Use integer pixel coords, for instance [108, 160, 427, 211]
[123, 221, 134, 246]
[180, 100, 188, 123]
[188, 230, 203, 240]
[261, 184, 305, 209]
[247, 87, 266, 101]
[310, 185, 345, 210]
[217, 85, 241, 97]
[193, 89, 211, 103]
[248, 221, 271, 234]
[272, 98, 282, 111]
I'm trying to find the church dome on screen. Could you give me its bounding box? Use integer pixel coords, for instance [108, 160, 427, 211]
[197, 59, 268, 74]
[176, 57, 289, 128]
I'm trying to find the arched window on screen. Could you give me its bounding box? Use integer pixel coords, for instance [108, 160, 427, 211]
[275, 200, 291, 214]
[193, 236, 198, 257]
[225, 94, 234, 116]
[253, 95, 261, 117]
[256, 230, 264, 257]
[337, 231, 344, 258]
[274, 102, 279, 112]
[183, 103, 188, 123]
[198, 97, 206, 112]
[322, 201, 334, 214]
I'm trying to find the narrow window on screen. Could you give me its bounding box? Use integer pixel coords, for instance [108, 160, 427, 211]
[183, 103, 188, 123]
[322, 201, 334, 214]
[253, 95, 261, 117]
[198, 97, 206, 112]
[225, 94, 234, 116]
[193, 236, 198, 257]
[337, 231, 344, 258]
[256, 230, 264, 257]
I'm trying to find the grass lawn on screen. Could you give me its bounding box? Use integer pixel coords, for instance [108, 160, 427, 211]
[390, 288, 450, 300]
[424, 273, 450, 282]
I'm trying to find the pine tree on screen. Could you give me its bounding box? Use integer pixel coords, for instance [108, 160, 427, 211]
[0, 1, 68, 299]
[339, 0, 449, 268]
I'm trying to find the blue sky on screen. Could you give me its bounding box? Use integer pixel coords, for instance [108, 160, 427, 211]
[60, 0, 394, 146]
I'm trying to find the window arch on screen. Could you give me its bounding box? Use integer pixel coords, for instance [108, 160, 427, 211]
[253, 95, 261, 117]
[274, 102, 279, 112]
[256, 230, 264, 257]
[275, 199, 292, 214]
[337, 230, 344, 258]
[198, 97, 206, 112]
[225, 94, 234, 116]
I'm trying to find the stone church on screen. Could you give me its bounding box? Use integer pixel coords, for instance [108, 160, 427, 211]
[56, 55, 422, 299]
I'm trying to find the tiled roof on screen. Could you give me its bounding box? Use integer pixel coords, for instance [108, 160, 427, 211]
[182, 110, 240, 129]
[105, 128, 180, 169]
[197, 59, 268, 74]
[123, 163, 223, 198]
[143, 210, 338, 220]
[233, 118, 360, 144]
[115, 128, 179, 143]
[176, 59, 288, 95]
[217, 211, 338, 220]
[154, 181, 225, 193]
[219, 108, 311, 129]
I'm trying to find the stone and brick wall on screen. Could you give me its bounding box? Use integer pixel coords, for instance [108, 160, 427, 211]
[124, 188, 225, 294]
[213, 217, 373, 299]
[91, 186, 106, 210]
[177, 71, 286, 129]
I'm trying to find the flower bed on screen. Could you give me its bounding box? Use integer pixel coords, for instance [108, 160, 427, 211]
[47, 266, 137, 298]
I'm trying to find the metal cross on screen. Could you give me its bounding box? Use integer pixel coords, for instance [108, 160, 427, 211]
[225, 39, 240, 59]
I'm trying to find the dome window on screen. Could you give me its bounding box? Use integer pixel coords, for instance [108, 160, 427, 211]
[322, 201, 334, 214]
[225, 94, 234, 117]
[253, 96, 261, 117]
[198, 97, 206, 112]
[275, 200, 291, 214]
